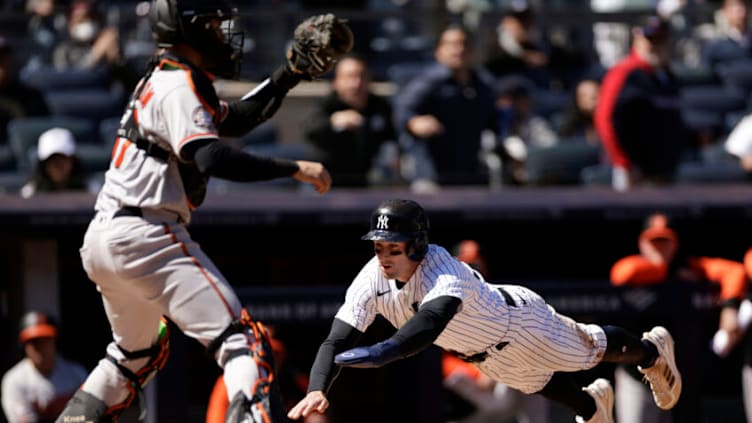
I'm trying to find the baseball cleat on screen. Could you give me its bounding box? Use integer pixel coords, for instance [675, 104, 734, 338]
[225, 391, 256, 423]
[576, 378, 614, 423]
[638, 326, 682, 410]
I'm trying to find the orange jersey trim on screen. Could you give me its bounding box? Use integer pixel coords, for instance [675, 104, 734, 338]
[159, 58, 217, 117]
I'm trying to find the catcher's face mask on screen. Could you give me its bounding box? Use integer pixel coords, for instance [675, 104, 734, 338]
[186, 7, 244, 79]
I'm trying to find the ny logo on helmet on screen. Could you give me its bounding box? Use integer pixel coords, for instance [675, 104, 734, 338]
[376, 215, 389, 230]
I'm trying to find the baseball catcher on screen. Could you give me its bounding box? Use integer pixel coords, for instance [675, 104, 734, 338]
[52, 1, 349, 422]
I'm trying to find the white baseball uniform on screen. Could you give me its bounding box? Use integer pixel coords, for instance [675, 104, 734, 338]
[76, 55, 251, 406]
[334, 244, 607, 394]
[1, 355, 87, 423]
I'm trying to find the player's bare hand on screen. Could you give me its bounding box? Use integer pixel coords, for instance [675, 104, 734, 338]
[330, 109, 364, 131]
[294, 161, 332, 194]
[287, 391, 329, 420]
[407, 115, 444, 138]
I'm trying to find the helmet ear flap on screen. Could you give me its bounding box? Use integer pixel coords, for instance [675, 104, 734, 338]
[407, 231, 428, 261]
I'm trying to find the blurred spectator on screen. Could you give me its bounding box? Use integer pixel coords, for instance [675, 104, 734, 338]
[1, 310, 87, 423]
[740, 249, 752, 423]
[611, 211, 747, 423]
[392, 24, 498, 191]
[20, 127, 94, 198]
[493, 75, 558, 185]
[0, 38, 51, 143]
[594, 15, 692, 191]
[701, 0, 752, 72]
[23, 0, 67, 71]
[452, 239, 489, 277]
[483, 4, 551, 88]
[556, 77, 601, 144]
[302, 53, 401, 188]
[723, 110, 752, 174]
[52, 0, 121, 71]
[205, 324, 330, 423]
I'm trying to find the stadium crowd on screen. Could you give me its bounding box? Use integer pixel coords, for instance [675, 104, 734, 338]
[0, 0, 750, 194]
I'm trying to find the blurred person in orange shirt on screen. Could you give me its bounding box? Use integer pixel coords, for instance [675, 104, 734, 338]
[611, 212, 747, 423]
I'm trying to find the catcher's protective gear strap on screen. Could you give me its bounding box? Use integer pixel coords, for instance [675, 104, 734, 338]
[119, 125, 172, 162]
[206, 308, 258, 359]
[220, 65, 302, 137]
[307, 318, 362, 393]
[190, 139, 299, 182]
[103, 319, 171, 421]
[391, 295, 460, 358]
[53, 389, 114, 423]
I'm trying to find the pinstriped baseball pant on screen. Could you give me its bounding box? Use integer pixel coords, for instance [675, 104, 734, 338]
[475, 285, 608, 394]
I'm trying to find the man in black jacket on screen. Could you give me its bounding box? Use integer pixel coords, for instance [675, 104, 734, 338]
[303, 53, 399, 187]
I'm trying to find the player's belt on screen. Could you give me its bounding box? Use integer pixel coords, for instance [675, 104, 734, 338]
[450, 341, 510, 363]
[114, 206, 143, 218]
[498, 287, 517, 307]
[113, 206, 182, 223]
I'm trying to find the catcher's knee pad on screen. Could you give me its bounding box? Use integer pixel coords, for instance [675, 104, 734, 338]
[105, 317, 171, 419]
[54, 389, 115, 423]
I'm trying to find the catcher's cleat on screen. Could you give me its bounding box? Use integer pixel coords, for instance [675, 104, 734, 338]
[225, 391, 255, 423]
[576, 378, 614, 423]
[638, 326, 682, 410]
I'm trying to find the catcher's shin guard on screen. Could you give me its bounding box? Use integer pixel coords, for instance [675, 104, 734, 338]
[247, 317, 285, 422]
[55, 390, 114, 423]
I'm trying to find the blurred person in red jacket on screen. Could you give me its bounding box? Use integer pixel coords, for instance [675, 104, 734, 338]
[611, 212, 747, 423]
[594, 16, 692, 191]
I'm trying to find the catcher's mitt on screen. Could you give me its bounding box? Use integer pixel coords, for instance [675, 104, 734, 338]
[287, 13, 354, 79]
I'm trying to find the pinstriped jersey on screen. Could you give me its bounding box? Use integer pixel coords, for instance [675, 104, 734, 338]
[334, 244, 512, 356]
[94, 56, 229, 224]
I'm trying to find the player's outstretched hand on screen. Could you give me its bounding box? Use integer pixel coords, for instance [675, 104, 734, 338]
[287, 391, 329, 420]
[294, 160, 332, 194]
[334, 339, 401, 368]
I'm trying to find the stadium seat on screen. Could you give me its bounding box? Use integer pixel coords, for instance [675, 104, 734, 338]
[676, 161, 748, 184]
[681, 85, 747, 112]
[716, 59, 752, 95]
[7, 116, 97, 171]
[0, 170, 29, 193]
[45, 89, 126, 126]
[525, 139, 602, 186]
[239, 121, 279, 147]
[533, 88, 571, 121]
[386, 61, 430, 89]
[20, 65, 113, 92]
[680, 85, 747, 133]
[0, 145, 16, 171]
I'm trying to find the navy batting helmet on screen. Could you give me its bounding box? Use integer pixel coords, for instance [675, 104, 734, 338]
[362, 199, 429, 261]
[149, 0, 243, 78]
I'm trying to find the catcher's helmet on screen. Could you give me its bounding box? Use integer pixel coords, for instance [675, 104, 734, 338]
[149, 0, 243, 78]
[361, 199, 429, 261]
